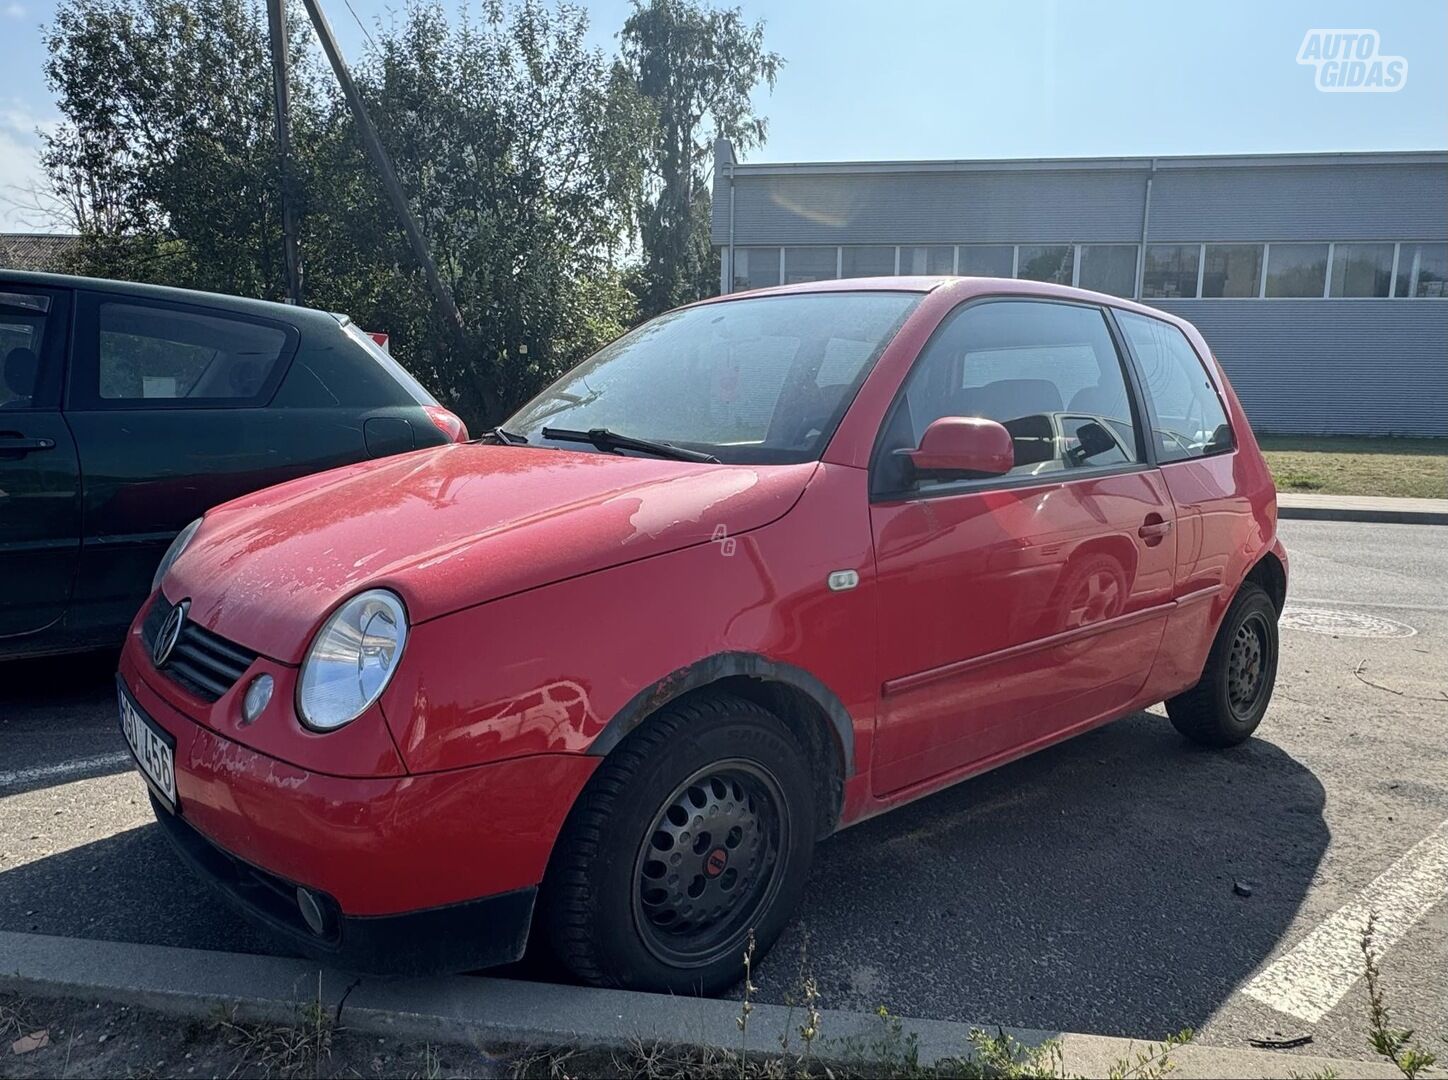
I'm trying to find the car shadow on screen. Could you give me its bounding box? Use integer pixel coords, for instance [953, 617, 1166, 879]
[752, 710, 1328, 1039]
[0, 821, 275, 957]
[1, 648, 135, 797]
[1, 649, 120, 707]
[0, 709, 1326, 1043]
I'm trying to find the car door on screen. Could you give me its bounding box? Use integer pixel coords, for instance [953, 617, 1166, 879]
[868, 297, 1177, 797]
[0, 284, 81, 641]
[1112, 309, 1247, 688]
[61, 291, 302, 638]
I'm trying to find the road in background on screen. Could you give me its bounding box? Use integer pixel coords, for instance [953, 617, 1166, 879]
[2, 520, 1444, 1061]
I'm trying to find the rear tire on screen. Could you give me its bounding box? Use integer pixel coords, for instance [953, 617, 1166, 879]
[1167, 581, 1278, 748]
[540, 692, 816, 995]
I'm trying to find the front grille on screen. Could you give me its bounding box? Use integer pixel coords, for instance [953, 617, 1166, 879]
[142, 596, 259, 702]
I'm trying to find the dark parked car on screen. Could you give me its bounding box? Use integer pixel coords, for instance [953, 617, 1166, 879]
[0, 271, 466, 659]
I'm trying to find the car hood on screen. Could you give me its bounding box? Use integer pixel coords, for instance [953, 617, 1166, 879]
[167, 444, 817, 663]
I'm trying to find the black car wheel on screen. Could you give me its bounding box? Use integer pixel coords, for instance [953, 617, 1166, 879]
[1167, 581, 1279, 747]
[541, 692, 816, 994]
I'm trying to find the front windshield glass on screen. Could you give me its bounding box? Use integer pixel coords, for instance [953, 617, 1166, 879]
[505, 291, 922, 464]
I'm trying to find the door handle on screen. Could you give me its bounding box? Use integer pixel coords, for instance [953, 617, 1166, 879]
[0, 434, 56, 455]
[1138, 515, 1173, 543]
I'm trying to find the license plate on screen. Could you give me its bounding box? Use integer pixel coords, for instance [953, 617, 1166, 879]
[118, 681, 177, 811]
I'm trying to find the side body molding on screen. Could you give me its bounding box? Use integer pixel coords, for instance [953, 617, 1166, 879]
[586, 651, 857, 777]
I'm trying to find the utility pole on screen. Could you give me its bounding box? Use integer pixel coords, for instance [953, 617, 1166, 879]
[267, 0, 302, 304]
[299, 0, 464, 330]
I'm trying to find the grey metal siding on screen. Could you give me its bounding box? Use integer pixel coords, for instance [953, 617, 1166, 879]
[1150, 165, 1448, 241]
[709, 149, 1448, 438]
[716, 169, 1146, 246]
[1152, 300, 1448, 437]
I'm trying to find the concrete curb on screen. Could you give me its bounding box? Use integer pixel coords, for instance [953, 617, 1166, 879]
[1278, 494, 1448, 525]
[0, 931, 1405, 1078]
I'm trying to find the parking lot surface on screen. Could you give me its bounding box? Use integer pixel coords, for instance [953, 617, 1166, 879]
[2, 519, 1444, 1061]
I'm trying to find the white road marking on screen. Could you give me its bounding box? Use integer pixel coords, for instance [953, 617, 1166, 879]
[1241, 818, 1448, 1023]
[1289, 596, 1448, 614]
[0, 752, 132, 791]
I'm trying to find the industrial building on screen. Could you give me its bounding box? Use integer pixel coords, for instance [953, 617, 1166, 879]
[710, 142, 1447, 436]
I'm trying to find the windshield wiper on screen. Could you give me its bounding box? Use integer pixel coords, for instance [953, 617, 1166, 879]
[541, 426, 719, 464]
[485, 426, 528, 445]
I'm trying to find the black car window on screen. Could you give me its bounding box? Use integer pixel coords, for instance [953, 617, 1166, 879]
[1114, 310, 1233, 462]
[95, 302, 288, 405]
[874, 299, 1145, 495]
[0, 291, 54, 410]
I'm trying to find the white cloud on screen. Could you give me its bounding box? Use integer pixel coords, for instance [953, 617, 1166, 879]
[0, 100, 66, 232]
[3, 4, 27, 20]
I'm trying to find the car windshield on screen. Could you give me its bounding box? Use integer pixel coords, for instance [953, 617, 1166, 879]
[505, 291, 922, 464]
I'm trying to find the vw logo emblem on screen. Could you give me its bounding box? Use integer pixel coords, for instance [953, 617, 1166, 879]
[153, 600, 189, 668]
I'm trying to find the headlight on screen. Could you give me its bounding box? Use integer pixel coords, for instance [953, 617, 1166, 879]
[152, 518, 202, 592]
[297, 589, 409, 731]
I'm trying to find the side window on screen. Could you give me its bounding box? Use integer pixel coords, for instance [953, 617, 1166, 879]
[92, 301, 289, 406]
[875, 300, 1144, 494]
[1114, 311, 1233, 463]
[0, 290, 58, 410]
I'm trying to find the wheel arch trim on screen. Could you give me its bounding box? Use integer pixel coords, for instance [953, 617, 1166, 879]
[586, 652, 856, 778]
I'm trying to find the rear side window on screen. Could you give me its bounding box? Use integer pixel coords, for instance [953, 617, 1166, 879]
[875, 299, 1144, 495]
[1115, 311, 1233, 462]
[0, 291, 53, 409]
[88, 301, 290, 406]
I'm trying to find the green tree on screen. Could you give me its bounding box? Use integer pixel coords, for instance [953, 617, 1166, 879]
[40, 0, 652, 428]
[41, 0, 310, 295]
[303, 0, 651, 424]
[621, 0, 782, 317]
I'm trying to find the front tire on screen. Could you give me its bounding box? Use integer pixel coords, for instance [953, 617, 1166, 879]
[1167, 581, 1279, 747]
[541, 692, 817, 995]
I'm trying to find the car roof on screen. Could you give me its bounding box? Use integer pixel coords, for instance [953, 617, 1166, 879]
[0, 269, 342, 330]
[684, 275, 1205, 335]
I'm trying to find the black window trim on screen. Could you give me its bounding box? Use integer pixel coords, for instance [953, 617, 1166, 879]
[0, 281, 73, 411]
[1104, 304, 1237, 465]
[867, 293, 1158, 503]
[66, 291, 301, 411]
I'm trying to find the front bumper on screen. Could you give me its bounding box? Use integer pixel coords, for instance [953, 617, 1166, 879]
[118, 636, 598, 975]
[149, 793, 535, 975]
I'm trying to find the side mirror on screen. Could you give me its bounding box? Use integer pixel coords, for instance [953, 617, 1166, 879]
[896, 416, 1014, 481]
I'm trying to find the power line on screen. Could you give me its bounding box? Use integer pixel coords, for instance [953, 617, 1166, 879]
[340, 0, 375, 49]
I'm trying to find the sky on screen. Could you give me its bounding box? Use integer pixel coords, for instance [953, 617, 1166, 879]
[1, 0, 1444, 229]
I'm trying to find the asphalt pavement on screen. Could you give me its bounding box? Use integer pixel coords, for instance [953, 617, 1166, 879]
[2, 519, 1445, 1063]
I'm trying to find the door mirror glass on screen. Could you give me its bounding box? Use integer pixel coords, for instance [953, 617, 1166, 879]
[1065, 419, 1118, 464]
[898, 416, 1014, 481]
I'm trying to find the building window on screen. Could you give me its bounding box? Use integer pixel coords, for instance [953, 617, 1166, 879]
[1201, 244, 1263, 298]
[1265, 243, 1329, 298]
[1078, 244, 1139, 297]
[732, 247, 780, 291]
[958, 245, 1014, 277]
[783, 247, 838, 284]
[1329, 243, 1394, 298]
[898, 245, 953, 275]
[1142, 244, 1201, 299]
[1395, 242, 1448, 298]
[840, 246, 895, 278]
[1016, 244, 1073, 284]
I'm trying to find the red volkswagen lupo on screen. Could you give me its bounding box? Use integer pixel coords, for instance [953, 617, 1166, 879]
[119, 277, 1286, 993]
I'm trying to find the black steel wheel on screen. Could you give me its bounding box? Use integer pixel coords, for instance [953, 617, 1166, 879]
[541, 692, 817, 994]
[1168, 581, 1279, 747]
[632, 760, 790, 967]
[1226, 611, 1272, 718]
